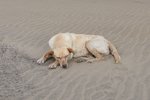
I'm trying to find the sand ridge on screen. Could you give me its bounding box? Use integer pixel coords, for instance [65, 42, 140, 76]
[0, 0, 150, 100]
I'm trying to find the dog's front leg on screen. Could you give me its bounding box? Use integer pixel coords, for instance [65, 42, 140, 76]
[37, 50, 54, 64]
[48, 61, 59, 69]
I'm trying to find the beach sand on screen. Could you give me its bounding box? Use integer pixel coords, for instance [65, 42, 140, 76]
[0, 0, 150, 100]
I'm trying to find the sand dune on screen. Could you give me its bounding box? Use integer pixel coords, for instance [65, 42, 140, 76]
[0, 0, 150, 100]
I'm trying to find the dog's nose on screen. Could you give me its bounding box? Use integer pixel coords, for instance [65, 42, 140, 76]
[62, 64, 68, 69]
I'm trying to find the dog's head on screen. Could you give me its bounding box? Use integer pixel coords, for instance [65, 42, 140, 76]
[50, 47, 74, 68]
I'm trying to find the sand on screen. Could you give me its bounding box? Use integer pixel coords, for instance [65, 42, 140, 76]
[0, 0, 150, 100]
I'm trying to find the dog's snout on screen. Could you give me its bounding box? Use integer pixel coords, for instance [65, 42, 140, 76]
[62, 64, 68, 69]
[61, 58, 66, 62]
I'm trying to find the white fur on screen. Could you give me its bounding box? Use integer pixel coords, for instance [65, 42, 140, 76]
[49, 33, 109, 56]
[90, 37, 109, 55]
[37, 57, 45, 64]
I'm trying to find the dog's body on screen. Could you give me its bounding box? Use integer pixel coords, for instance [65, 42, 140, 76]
[37, 33, 121, 69]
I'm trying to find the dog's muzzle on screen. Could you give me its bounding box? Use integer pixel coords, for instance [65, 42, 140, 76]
[62, 64, 68, 69]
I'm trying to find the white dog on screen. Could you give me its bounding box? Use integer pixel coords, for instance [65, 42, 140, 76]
[37, 33, 121, 69]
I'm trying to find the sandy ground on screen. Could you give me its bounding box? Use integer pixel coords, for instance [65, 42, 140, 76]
[0, 0, 150, 100]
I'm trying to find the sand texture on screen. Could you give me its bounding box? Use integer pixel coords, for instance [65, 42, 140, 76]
[0, 0, 150, 100]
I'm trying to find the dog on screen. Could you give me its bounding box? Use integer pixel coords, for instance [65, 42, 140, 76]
[37, 32, 121, 69]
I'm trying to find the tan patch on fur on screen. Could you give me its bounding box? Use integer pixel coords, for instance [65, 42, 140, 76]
[43, 50, 54, 61]
[67, 48, 74, 53]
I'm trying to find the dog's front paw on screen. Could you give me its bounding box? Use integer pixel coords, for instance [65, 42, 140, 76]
[37, 57, 45, 64]
[48, 63, 58, 69]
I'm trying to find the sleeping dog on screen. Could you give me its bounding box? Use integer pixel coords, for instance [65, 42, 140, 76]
[37, 33, 121, 69]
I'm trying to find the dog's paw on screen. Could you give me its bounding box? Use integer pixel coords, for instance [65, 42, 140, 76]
[48, 63, 57, 69]
[37, 57, 45, 64]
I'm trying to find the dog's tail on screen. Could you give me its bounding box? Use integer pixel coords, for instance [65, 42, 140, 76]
[108, 41, 121, 63]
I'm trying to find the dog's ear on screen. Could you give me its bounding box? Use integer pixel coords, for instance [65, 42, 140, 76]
[49, 50, 54, 56]
[44, 50, 54, 58]
[67, 48, 74, 54]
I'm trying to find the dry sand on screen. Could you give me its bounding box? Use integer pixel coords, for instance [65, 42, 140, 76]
[0, 0, 150, 100]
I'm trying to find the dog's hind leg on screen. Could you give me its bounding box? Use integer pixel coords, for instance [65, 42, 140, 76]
[85, 41, 104, 63]
[37, 50, 54, 64]
[85, 49, 104, 63]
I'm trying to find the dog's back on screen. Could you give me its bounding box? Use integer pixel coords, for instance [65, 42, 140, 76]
[49, 33, 73, 49]
[49, 33, 93, 48]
